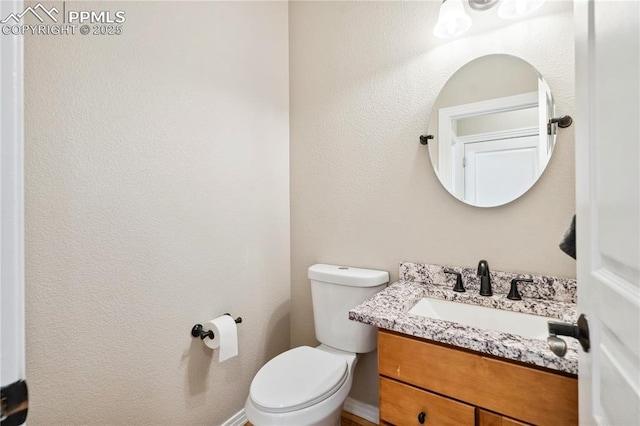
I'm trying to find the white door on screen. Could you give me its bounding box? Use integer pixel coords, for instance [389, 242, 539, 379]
[575, 1, 640, 424]
[464, 136, 539, 207]
[1, 0, 27, 423]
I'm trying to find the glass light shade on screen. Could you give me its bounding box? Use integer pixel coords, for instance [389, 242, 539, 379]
[497, 0, 545, 19]
[433, 0, 472, 39]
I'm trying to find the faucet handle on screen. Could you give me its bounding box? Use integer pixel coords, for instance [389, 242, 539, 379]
[477, 259, 490, 275]
[507, 278, 533, 300]
[444, 269, 465, 293]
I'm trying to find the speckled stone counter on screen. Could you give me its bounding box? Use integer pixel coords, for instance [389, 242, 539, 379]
[349, 263, 579, 375]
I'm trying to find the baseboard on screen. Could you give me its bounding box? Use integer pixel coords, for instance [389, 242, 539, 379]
[343, 397, 379, 424]
[222, 399, 379, 426]
[221, 409, 248, 426]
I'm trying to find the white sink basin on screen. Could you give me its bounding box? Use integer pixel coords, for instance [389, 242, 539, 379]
[408, 297, 550, 340]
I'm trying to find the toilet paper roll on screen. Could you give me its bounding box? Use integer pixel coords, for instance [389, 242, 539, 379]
[203, 315, 238, 362]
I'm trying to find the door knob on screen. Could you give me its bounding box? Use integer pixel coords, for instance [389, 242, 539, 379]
[418, 411, 426, 424]
[548, 313, 590, 353]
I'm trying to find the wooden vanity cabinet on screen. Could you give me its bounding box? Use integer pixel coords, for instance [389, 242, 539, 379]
[378, 330, 578, 426]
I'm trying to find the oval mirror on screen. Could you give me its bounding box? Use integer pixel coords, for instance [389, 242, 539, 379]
[428, 54, 558, 207]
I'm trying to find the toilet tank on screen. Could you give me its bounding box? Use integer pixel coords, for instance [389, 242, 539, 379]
[308, 264, 389, 353]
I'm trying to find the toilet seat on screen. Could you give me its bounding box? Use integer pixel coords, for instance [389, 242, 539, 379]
[249, 346, 348, 414]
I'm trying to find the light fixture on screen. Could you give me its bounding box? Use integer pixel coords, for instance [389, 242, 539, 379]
[497, 0, 545, 19]
[433, 0, 545, 39]
[433, 0, 473, 39]
[468, 0, 500, 11]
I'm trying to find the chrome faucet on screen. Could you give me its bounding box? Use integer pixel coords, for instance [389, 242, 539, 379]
[477, 260, 492, 296]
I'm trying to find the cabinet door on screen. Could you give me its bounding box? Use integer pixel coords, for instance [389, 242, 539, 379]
[477, 409, 530, 426]
[380, 377, 475, 425]
[378, 330, 577, 425]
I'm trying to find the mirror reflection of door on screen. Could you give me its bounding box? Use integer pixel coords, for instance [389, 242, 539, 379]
[464, 136, 538, 207]
[538, 77, 555, 160]
[450, 100, 541, 206]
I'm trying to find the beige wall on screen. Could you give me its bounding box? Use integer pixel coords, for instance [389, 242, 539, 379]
[290, 1, 575, 406]
[25, 2, 289, 424]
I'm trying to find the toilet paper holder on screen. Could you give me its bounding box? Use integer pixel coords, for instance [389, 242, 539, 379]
[191, 314, 242, 340]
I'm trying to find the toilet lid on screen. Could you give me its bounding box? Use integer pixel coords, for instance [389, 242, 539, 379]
[249, 346, 348, 413]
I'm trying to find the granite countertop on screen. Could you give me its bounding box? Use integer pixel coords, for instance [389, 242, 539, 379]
[349, 263, 579, 375]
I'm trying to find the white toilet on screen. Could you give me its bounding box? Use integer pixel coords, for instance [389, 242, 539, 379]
[244, 264, 389, 426]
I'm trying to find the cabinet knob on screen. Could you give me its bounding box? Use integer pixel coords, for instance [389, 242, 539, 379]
[418, 411, 426, 424]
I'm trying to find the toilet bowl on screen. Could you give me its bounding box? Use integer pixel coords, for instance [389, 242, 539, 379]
[244, 345, 357, 426]
[244, 264, 389, 426]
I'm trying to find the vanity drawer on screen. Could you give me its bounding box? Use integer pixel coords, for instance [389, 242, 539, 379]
[380, 377, 475, 425]
[478, 409, 530, 426]
[378, 330, 578, 426]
